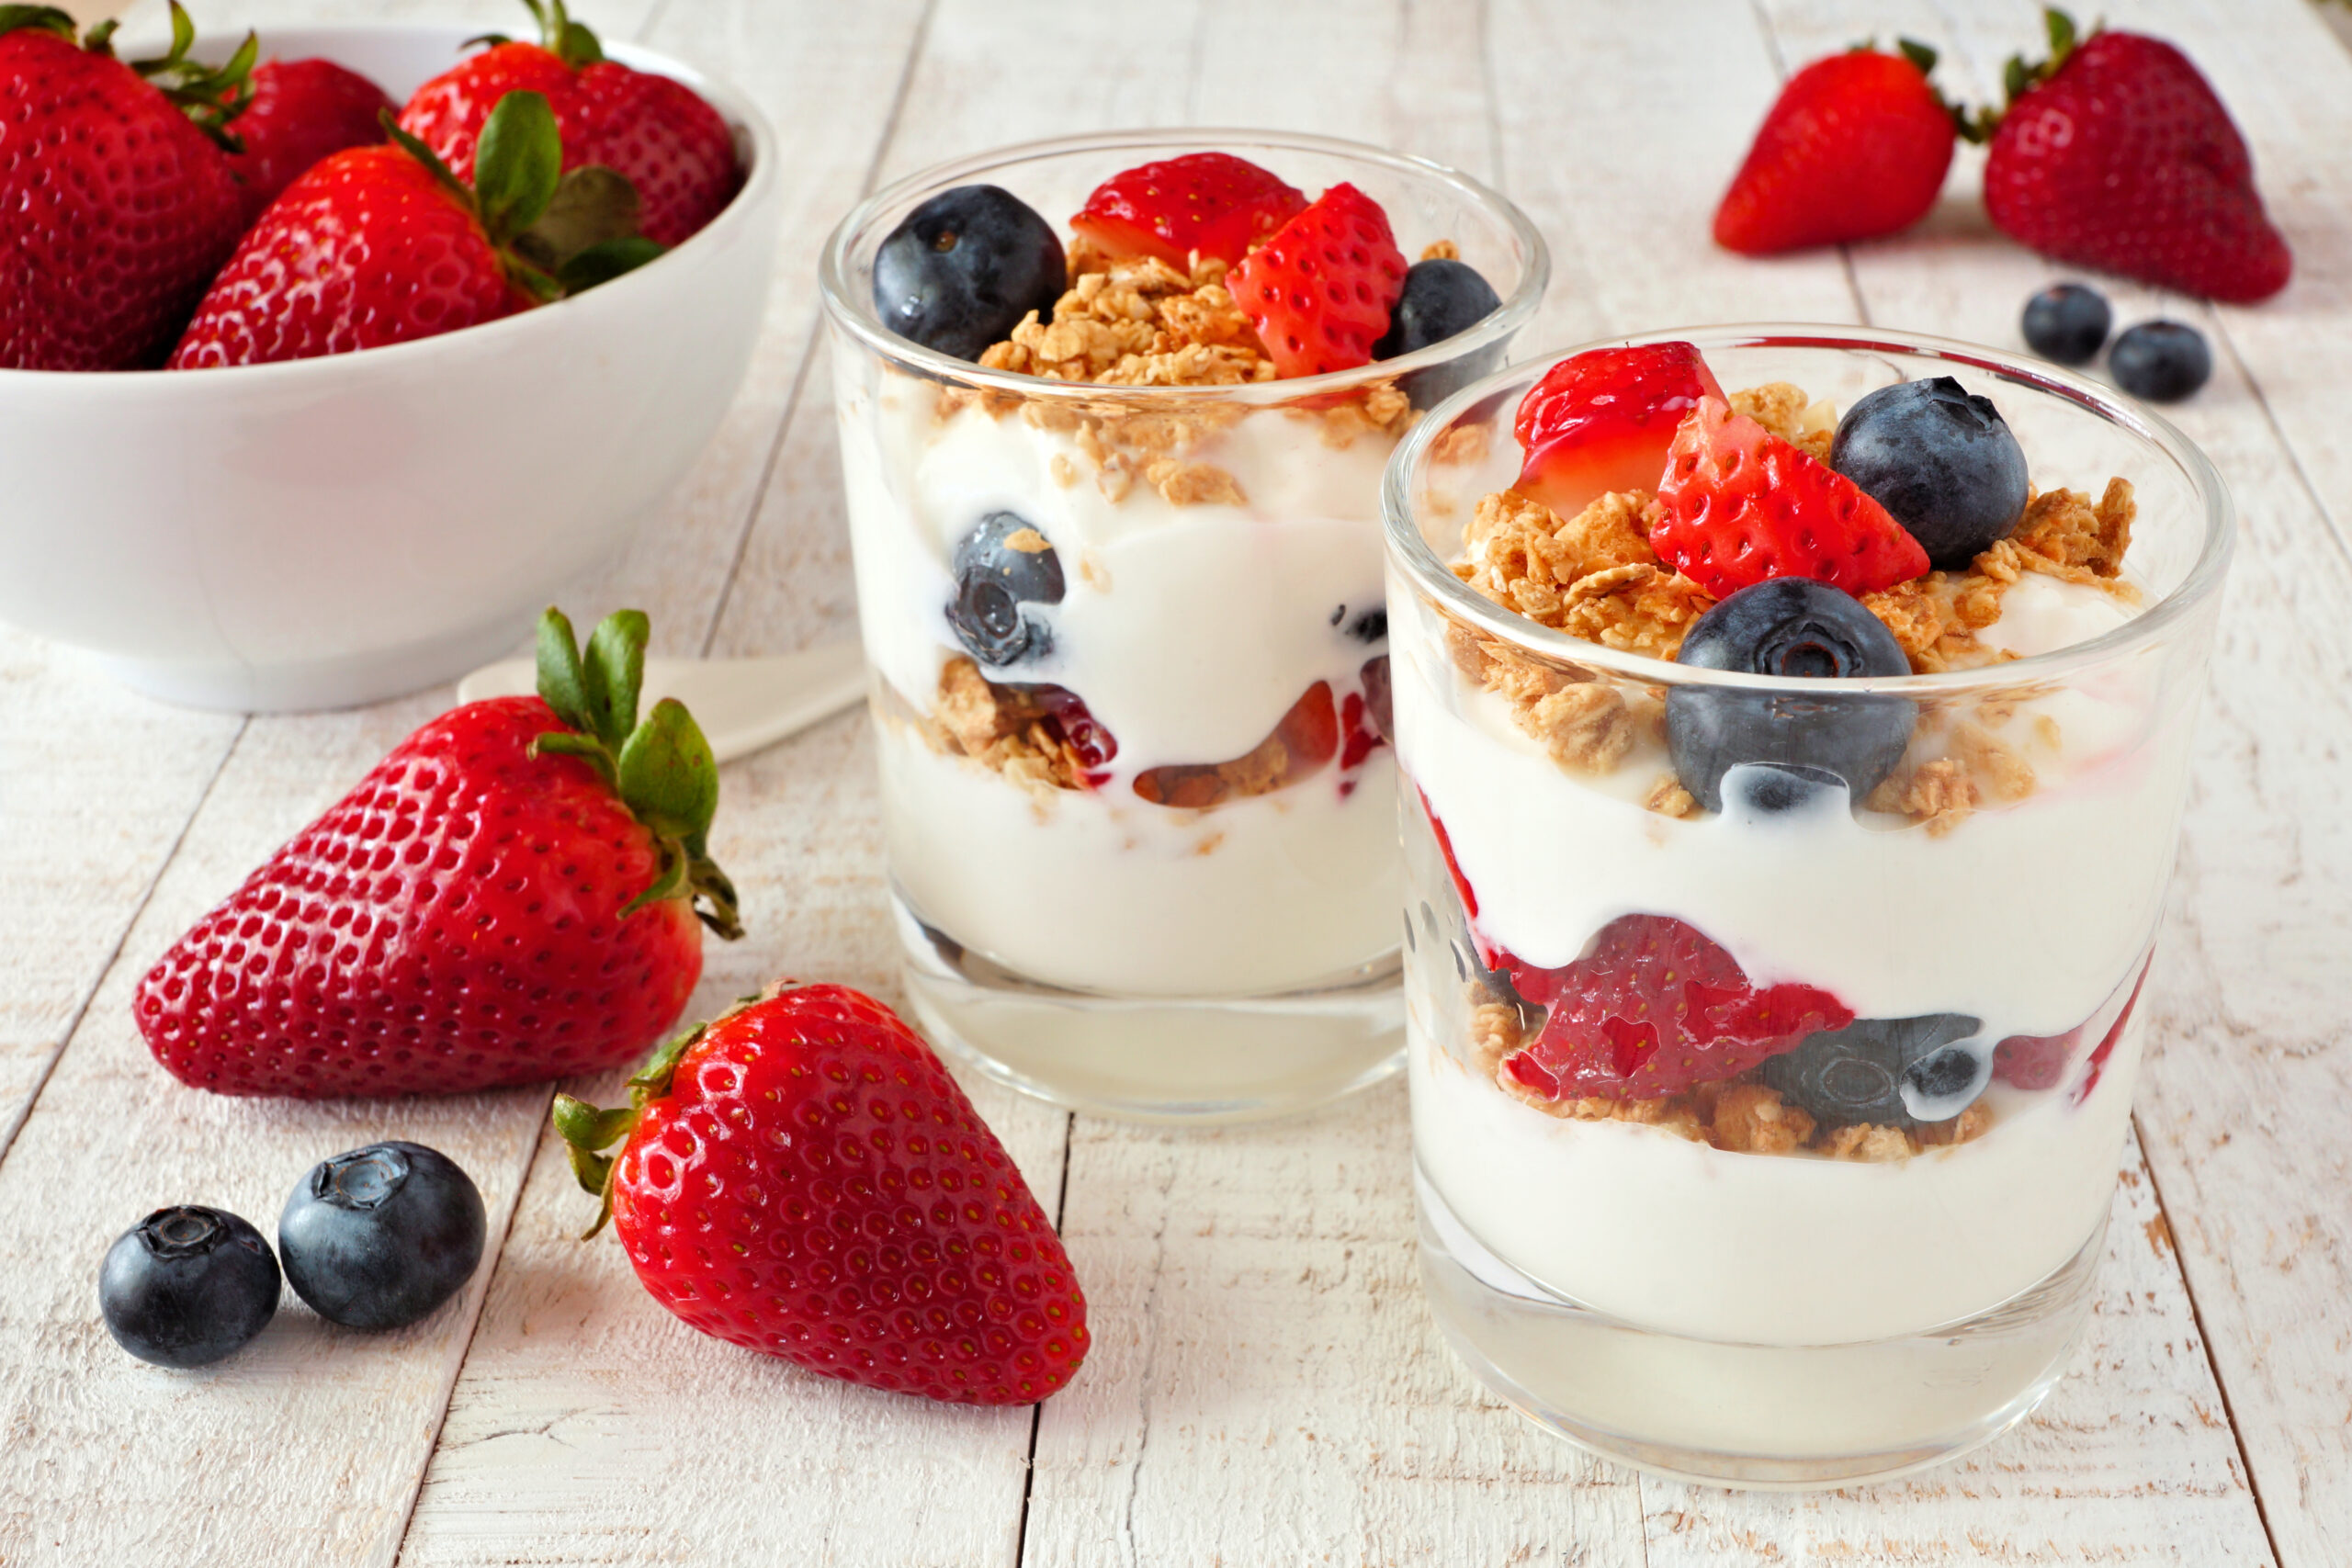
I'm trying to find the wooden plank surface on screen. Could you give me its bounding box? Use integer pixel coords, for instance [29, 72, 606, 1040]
[1, 0, 2346, 1562]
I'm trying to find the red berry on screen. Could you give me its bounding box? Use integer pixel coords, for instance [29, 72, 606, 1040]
[1498, 915, 1852, 1101]
[1069, 151, 1306, 268]
[400, 27, 739, 248]
[1514, 342, 1726, 519]
[1651, 396, 1929, 599]
[230, 57, 395, 223]
[577, 985, 1091, 1405]
[1983, 30, 2289, 304]
[0, 23, 248, 369]
[136, 612, 738, 1097]
[1992, 1028, 2075, 1091]
[1225, 183, 1408, 378]
[1713, 48, 1956, 255]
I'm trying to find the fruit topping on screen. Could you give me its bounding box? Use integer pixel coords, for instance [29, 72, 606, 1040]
[1992, 1027, 2075, 1090]
[135, 607, 740, 1098]
[1133, 682, 1339, 808]
[1, 4, 255, 370]
[1008, 682, 1117, 773]
[1497, 914, 1853, 1101]
[1759, 1013, 1986, 1127]
[1513, 342, 1724, 521]
[1373, 256, 1504, 407]
[1069, 151, 1306, 268]
[1978, 11, 2290, 303]
[873, 184, 1067, 361]
[277, 1142, 486, 1331]
[99, 1205, 280, 1369]
[398, 0, 741, 247]
[230, 57, 395, 222]
[1225, 182, 1407, 378]
[1651, 395, 1929, 599]
[2021, 281, 2111, 365]
[1829, 378, 2030, 569]
[947, 511, 1065, 666]
[2073, 956, 2150, 1105]
[555, 984, 1091, 1404]
[1360, 655, 1393, 743]
[1713, 42, 1958, 254]
[2109, 320, 2211, 403]
[1668, 578, 1917, 813]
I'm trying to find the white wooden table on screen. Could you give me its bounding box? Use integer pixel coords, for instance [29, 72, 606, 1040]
[5, 0, 2348, 1562]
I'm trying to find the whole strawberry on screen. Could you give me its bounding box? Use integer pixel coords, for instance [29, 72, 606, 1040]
[556, 986, 1090, 1406]
[1714, 42, 1956, 254]
[136, 608, 741, 1097]
[1980, 10, 2290, 303]
[170, 90, 658, 367]
[399, 0, 739, 247]
[229, 56, 395, 222]
[0, 4, 254, 369]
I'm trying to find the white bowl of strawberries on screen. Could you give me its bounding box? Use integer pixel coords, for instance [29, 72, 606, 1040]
[0, 7, 779, 711]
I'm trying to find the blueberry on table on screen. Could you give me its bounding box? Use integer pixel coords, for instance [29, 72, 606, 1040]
[1373, 257, 1502, 408]
[98, 1206, 280, 1369]
[1761, 1013, 1985, 1128]
[2109, 321, 2211, 402]
[872, 185, 1066, 361]
[278, 1142, 486, 1331]
[1830, 378, 2030, 569]
[1667, 578, 1915, 814]
[948, 511, 1066, 667]
[2021, 282, 2111, 366]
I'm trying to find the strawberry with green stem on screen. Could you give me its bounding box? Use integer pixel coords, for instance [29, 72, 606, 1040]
[137, 607, 741, 1098]
[0, 2, 257, 368]
[170, 89, 663, 367]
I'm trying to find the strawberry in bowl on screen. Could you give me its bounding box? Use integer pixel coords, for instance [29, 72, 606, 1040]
[0, 16, 779, 711]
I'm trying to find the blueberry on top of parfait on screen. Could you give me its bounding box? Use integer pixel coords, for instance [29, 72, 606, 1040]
[1667, 577, 1915, 814]
[1374, 256, 1503, 410]
[1830, 377, 2030, 570]
[873, 185, 1067, 361]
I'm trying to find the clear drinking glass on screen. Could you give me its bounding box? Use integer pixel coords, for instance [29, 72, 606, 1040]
[819, 130, 1547, 1121]
[1384, 328, 2233, 1484]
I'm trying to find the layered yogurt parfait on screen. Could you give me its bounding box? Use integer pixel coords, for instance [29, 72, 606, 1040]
[1385, 330, 2231, 1483]
[819, 133, 1544, 1118]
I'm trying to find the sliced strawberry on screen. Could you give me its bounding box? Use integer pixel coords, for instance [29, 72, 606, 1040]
[1069, 152, 1306, 268]
[1651, 396, 1929, 598]
[1499, 914, 1851, 1101]
[1514, 342, 1725, 518]
[1225, 183, 1408, 378]
[2073, 954, 2151, 1107]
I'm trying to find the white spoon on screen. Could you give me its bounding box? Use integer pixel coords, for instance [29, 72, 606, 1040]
[455, 641, 867, 764]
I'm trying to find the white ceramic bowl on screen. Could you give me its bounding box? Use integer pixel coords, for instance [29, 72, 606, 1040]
[0, 25, 780, 711]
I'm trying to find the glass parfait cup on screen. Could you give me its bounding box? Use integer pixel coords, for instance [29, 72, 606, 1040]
[819, 130, 1546, 1121]
[1384, 328, 2232, 1485]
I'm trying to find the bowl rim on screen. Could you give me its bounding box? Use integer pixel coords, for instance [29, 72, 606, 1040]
[817, 126, 1552, 407]
[0, 20, 778, 388]
[1383, 324, 2237, 696]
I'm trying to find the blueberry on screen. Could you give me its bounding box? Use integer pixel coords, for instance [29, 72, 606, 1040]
[1345, 606, 1387, 644]
[1830, 378, 2030, 569]
[1667, 579, 1914, 814]
[278, 1142, 485, 1331]
[872, 185, 1066, 361]
[1374, 258, 1504, 409]
[2021, 283, 2111, 366]
[2109, 321, 2211, 402]
[99, 1206, 279, 1369]
[1761, 1013, 1985, 1128]
[947, 511, 1065, 667]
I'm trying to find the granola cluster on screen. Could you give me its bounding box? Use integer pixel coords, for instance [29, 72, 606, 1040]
[920, 658, 1098, 798]
[1446, 380, 2140, 834]
[1468, 997, 1992, 1161]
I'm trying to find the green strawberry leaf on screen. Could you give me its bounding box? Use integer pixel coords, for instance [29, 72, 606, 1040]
[560, 236, 666, 294]
[1896, 37, 1937, 76]
[514, 166, 644, 272]
[381, 108, 475, 204]
[616, 698, 719, 843]
[474, 89, 565, 243]
[534, 605, 595, 732]
[582, 608, 649, 748]
[551, 1093, 636, 1154]
[0, 6, 80, 42]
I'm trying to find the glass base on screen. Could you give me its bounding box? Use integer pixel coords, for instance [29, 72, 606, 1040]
[1417, 1164, 2101, 1488]
[894, 892, 1404, 1123]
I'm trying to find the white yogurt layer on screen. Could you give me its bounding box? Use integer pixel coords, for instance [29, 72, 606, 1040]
[838, 365, 1404, 997]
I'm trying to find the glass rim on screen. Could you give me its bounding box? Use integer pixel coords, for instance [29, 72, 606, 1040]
[818, 126, 1551, 405]
[1382, 324, 2237, 697]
